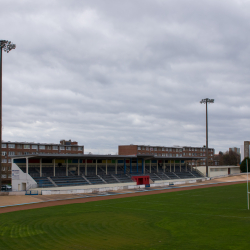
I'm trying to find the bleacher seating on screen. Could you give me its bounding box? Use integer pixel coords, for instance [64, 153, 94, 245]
[114, 174, 132, 183]
[51, 176, 89, 187]
[23, 162, 204, 188]
[86, 175, 105, 185]
[33, 177, 54, 188]
[100, 174, 119, 184]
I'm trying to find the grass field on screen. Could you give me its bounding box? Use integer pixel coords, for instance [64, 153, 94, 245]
[0, 183, 250, 250]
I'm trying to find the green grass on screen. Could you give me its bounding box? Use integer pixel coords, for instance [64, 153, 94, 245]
[0, 183, 250, 250]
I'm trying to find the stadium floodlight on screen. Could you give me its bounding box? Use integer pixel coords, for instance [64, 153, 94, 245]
[0, 40, 16, 188]
[200, 98, 214, 177]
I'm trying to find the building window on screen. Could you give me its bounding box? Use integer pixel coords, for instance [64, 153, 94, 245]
[169, 148, 172, 152]
[1, 159, 7, 163]
[169, 154, 172, 157]
[189, 153, 191, 156]
[60, 146, 65, 150]
[195, 148, 197, 151]
[72, 147, 77, 151]
[78, 147, 83, 151]
[162, 148, 165, 151]
[176, 154, 179, 157]
[2, 144, 6, 148]
[183, 153, 185, 156]
[2, 167, 6, 171]
[179, 154, 182, 157]
[146, 147, 149, 151]
[2, 151, 6, 156]
[8, 144, 15, 148]
[39, 145, 45, 150]
[24, 145, 30, 149]
[17, 144, 22, 149]
[8, 160, 11, 164]
[142, 147, 145, 150]
[66, 147, 71, 150]
[154, 153, 157, 156]
[162, 153, 165, 156]
[138, 146, 141, 150]
[179, 149, 182, 152]
[158, 153, 162, 156]
[8, 152, 15, 156]
[154, 148, 157, 151]
[32, 145, 38, 149]
[52, 146, 58, 150]
[1, 174, 6, 178]
[47, 146, 51, 150]
[165, 153, 168, 156]
[8, 174, 11, 178]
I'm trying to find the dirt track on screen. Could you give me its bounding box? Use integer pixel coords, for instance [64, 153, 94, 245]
[0, 180, 246, 214]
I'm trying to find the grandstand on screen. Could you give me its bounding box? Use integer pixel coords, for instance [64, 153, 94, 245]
[11, 154, 204, 190]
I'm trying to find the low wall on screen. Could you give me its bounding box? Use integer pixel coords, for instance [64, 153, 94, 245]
[41, 177, 209, 195]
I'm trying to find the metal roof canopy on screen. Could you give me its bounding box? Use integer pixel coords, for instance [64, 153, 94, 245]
[10, 154, 204, 161]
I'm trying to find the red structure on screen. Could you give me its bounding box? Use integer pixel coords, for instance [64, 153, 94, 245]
[132, 176, 150, 185]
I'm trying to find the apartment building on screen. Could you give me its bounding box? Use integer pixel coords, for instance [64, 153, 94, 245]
[118, 144, 214, 166]
[1, 139, 84, 184]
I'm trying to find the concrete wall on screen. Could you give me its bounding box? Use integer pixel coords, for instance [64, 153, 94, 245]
[209, 166, 240, 178]
[11, 163, 37, 191]
[195, 166, 240, 177]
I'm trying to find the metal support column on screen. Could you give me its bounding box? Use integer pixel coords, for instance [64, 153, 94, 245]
[124, 159, 126, 174]
[115, 159, 117, 174]
[66, 159, 68, 176]
[106, 159, 108, 175]
[142, 159, 144, 174]
[170, 161, 172, 172]
[26, 157, 29, 175]
[53, 159, 55, 177]
[96, 159, 98, 175]
[78, 159, 80, 176]
[85, 160, 87, 176]
[40, 158, 42, 177]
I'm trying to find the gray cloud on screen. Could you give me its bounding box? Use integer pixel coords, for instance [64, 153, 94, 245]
[1, 0, 250, 154]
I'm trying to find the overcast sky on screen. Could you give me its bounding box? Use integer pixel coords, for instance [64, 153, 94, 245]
[1, 0, 250, 154]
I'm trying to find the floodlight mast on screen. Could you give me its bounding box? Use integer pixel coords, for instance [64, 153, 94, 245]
[0, 40, 16, 188]
[200, 98, 214, 177]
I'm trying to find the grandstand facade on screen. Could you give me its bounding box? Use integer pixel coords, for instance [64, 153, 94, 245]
[11, 154, 204, 191]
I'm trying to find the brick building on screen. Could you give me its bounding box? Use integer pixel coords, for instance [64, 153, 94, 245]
[1, 139, 84, 184]
[118, 144, 214, 166]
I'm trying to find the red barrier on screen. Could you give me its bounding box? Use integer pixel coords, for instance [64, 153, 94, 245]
[132, 175, 150, 185]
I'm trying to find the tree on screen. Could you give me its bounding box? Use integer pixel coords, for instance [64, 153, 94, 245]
[222, 150, 240, 166]
[240, 157, 250, 172]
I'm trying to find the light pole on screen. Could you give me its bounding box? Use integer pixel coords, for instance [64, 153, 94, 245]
[200, 98, 214, 177]
[0, 40, 16, 188]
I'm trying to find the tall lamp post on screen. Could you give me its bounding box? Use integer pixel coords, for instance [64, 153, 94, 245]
[0, 40, 16, 188]
[200, 98, 214, 177]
